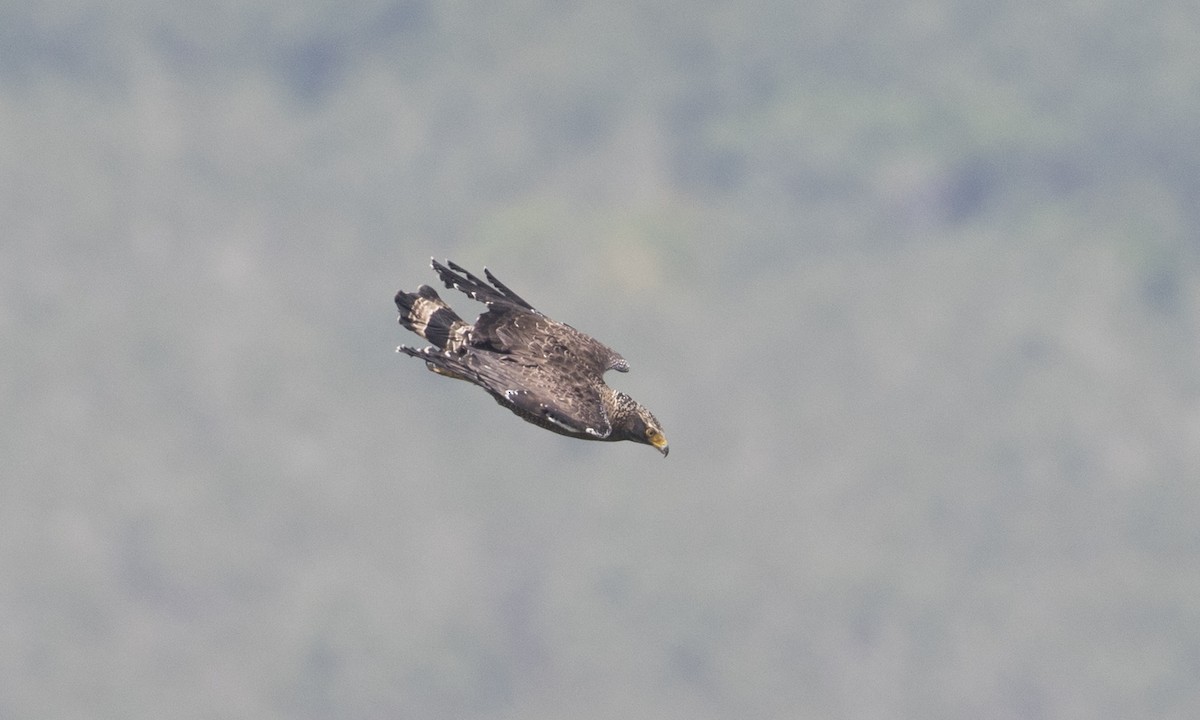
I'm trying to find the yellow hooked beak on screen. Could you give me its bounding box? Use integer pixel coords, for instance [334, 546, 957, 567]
[647, 428, 669, 457]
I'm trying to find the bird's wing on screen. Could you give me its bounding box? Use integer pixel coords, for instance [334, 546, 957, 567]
[473, 357, 613, 439]
[432, 259, 536, 311]
[474, 309, 629, 378]
[434, 259, 629, 374]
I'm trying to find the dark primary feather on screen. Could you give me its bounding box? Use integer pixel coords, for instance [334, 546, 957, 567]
[433, 259, 534, 310]
[394, 259, 667, 455]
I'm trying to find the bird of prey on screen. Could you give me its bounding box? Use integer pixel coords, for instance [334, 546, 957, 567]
[394, 259, 669, 456]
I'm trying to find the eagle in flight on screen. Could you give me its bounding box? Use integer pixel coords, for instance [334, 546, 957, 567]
[395, 259, 669, 456]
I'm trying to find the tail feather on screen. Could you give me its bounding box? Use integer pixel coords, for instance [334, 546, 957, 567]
[394, 284, 467, 350]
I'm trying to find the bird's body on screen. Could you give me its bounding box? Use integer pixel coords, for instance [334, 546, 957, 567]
[394, 259, 668, 455]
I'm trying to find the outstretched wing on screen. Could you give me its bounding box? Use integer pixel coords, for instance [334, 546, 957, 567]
[396, 344, 613, 438]
[472, 355, 614, 438]
[501, 385, 612, 438]
[432, 259, 536, 311]
[432, 259, 630, 374]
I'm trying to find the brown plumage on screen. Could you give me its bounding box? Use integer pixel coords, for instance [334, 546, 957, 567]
[394, 259, 669, 456]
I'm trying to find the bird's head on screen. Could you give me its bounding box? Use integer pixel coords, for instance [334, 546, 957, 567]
[613, 392, 669, 457]
[643, 422, 669, 457]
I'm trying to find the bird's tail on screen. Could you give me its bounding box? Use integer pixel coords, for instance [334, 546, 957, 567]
[394, 285, 468, 350]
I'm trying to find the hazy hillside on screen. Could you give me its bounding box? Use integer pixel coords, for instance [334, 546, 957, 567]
[3, 1, 1199, 718]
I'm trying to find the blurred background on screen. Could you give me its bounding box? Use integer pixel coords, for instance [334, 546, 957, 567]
[3, 1, 1199, 718]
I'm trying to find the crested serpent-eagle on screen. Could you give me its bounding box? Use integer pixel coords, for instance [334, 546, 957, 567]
[394, 259, 669, 456]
